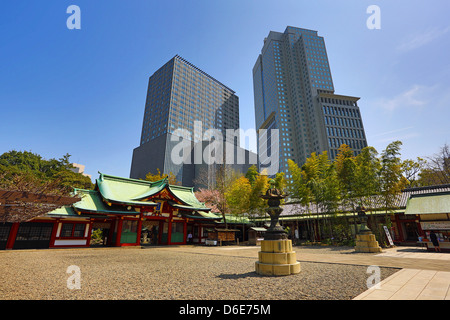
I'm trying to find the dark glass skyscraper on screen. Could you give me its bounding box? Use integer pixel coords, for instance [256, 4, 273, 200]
[253, 26, 368, 175]
[139, 55, 239, 147]
[130, 55, 253, 187]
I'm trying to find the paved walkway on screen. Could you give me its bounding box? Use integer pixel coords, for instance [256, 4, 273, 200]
[159, 245, 450, 300]
[354, 268, 450, 300]
[295, 246, 450, 300]
[353, 247, 450, 300]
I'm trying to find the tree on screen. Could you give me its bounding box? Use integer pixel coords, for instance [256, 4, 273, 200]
[0, 150, 94, 192]
[377, 141, 409, 244]
[335, 144, 357, 212]
[287, 159, 310, 205]
[380, 141, 409, 212]
[335, 145, 356, 190]
[354, 147, 381, 207]
[288, 159, 316, 241]
[0, 171, 79, 223]
[145, 168, 181, 185]
[0, 150, 92, 223]
[302, 151, 340, 213]
[195, 188, 228, 227]
[402, 157, 426, 187]
[273, 172, 287, 192]
[53, 169, 94, 192]
[346, 146, 378, 237]
[225, 176, 251, 215]
[417, 143, 450, 186]
[194, 164, 242, 229]
[297, 151, 340, 240]
[245, 165, 259, 186]
[246, 169, 270, 220]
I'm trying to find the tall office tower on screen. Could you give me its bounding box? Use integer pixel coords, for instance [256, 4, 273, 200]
[131, 55, 253, 187]
[253, 26, 367, 176]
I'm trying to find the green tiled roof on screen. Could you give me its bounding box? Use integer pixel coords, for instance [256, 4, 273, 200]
[48, 173, 211, 219]
[72, 189, 139, 215]
[96, 173, 210, 211]
[405, 192, 450, 215]
[183, 211, 222, 221]
[47, 205, 79, 217]
[167, 185, 211, 211]
[47, 189, 141, 217]
[221, 214, 252, 224]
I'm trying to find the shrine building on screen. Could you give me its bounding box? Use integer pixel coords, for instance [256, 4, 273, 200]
[1, 173, 219, 250]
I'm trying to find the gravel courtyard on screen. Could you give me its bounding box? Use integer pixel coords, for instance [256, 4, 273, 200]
[0, 246, 399, 300]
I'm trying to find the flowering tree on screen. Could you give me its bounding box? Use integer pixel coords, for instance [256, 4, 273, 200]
[195, 188, 228, 228]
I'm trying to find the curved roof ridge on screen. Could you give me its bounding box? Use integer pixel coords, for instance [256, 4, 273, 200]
[168, 184, 194, 191]
[94, 172, 208, 211]
[98, 172, 167, 187]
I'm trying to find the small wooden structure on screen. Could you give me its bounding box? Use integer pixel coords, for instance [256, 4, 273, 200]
[248, 227, 266, 245]
[206, 228, 239, 245]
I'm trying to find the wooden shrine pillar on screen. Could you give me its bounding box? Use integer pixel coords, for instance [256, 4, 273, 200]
[49, 219, 60, 248]
[183, 219, 187, 245]
[5, 222, 19, 250]
[86, 220, 94, 247]
[136, 212, 143, 246]
[115, 218, 123, 247]
[167, 212, 173, 245]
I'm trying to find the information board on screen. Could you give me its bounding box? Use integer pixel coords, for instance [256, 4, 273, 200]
[383, 226, 394, 246]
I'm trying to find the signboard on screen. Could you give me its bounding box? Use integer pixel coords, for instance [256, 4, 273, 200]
[420, 221, 450, 231]
[383, 226, 394, 246]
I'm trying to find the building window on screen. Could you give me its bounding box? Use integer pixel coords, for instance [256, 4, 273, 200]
[60, 223, 86, 238]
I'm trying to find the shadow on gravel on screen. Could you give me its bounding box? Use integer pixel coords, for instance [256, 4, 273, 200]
[340, 251, 377, 255]
[395, 248, 428, 253]
[216, 272, 260, 280]
[294, 245, 355, 253]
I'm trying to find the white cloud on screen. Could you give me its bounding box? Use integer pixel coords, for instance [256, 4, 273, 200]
[397, 26, 450, 53]
[376, 132, 420, 143]
[369, 126, 419, 144]
[380, 85, 429, 112]
[366, 82, 450, 155]
[370, 126, 414, 138]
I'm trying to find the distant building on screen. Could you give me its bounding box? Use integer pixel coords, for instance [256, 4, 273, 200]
[253, 26, 368, 176]
[130, 55, 256, 188]
[71, 163, 91, 180]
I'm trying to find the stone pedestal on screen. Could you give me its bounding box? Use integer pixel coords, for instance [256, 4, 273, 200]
[354, 233, 382, 253]
[255, 239, 301, 276]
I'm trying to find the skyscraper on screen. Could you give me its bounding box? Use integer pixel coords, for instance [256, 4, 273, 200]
[253, 26, 368, 175]
[130, 55, 254, 187]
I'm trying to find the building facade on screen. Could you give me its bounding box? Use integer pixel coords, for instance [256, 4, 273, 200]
[0, 173, 225, 250]
[253, 26, 368, 175]
[130, 55, 255, 188]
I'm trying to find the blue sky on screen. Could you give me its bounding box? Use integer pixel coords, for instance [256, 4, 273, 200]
[1, 0, 449, 180]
